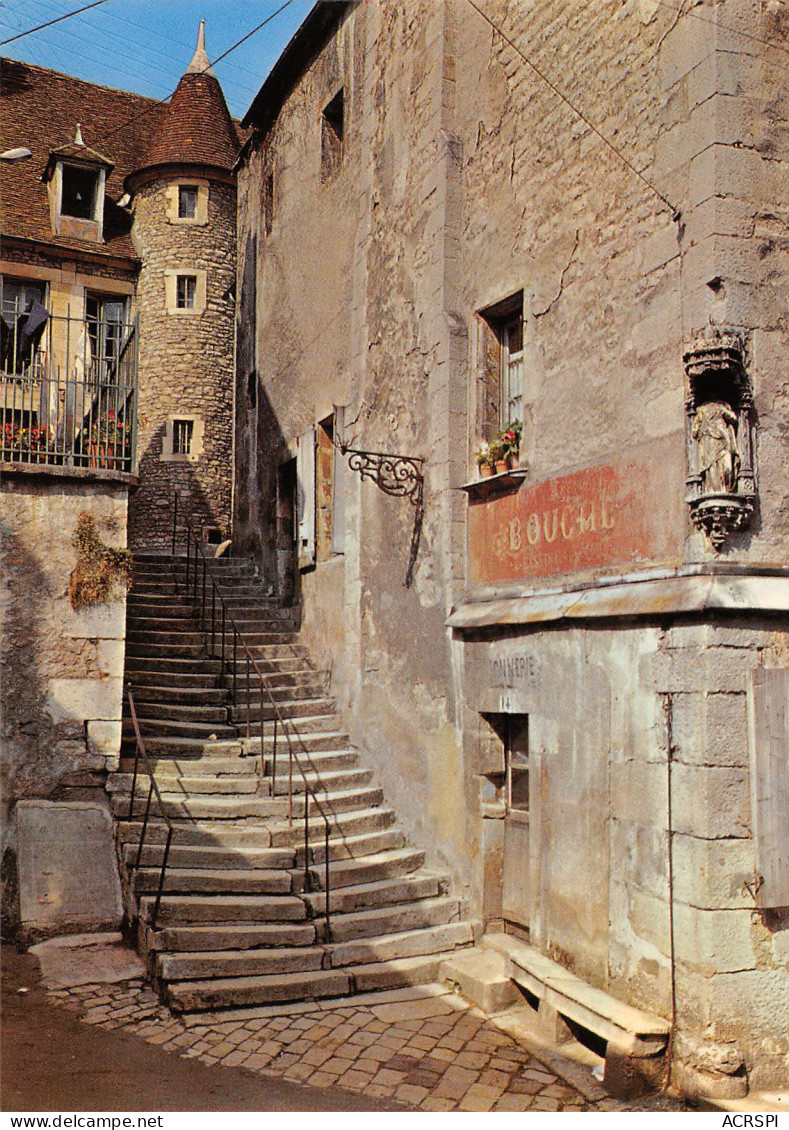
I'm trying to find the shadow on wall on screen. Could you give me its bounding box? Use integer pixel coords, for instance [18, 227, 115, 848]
[0, 513, 107, 937]
[129, 423, 227, 554]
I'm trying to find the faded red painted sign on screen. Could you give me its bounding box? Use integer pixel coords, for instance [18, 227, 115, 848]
[468, 436, 685, 585]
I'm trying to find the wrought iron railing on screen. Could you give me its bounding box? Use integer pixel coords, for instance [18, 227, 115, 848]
[126, 690, 173, 932]
[173, 500, 333, 929]
[0, 307, 138, 472]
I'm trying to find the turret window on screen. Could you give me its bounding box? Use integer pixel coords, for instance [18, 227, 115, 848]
[176, 275, 197, 309]
[166, 180, 209, 225]
[178, 185, 198, 219]
[165, 268, 206, 315]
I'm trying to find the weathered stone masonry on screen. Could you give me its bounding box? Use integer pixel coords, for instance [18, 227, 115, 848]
[235, 0, 789, 1096]
[130, 176, 236, 548]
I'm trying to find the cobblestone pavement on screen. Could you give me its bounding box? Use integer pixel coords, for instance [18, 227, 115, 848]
[47, 979, 617, 1112]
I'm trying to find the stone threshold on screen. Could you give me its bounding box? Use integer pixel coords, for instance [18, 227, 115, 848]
[484, 933, 669, 1058]
[448, 567, 789, 628]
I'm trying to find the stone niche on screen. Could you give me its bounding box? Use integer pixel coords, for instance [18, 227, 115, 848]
[683, 329, 757, 549]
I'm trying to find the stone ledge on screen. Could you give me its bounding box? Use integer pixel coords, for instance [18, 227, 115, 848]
[460, 468, 529, 499]
[448, 570, 789, 628]
[0, 460, 138, 487]
[483, 933, 670, 1057]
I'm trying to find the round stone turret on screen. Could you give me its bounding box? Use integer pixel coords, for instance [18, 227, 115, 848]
[127, 21, 238, 550]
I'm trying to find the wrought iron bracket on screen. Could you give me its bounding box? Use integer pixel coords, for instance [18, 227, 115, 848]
[338, 443, 425, 587]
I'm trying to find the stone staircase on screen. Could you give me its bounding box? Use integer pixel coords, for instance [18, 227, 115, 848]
[110, 553, 477, 1014]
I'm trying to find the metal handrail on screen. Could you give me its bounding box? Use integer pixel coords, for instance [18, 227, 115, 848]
[126, 689, 174, 931]
[171, 499, 332, 930]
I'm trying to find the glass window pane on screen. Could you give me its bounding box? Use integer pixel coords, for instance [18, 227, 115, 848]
[507, 716, 529, 813]
[178, 186, 198, 219]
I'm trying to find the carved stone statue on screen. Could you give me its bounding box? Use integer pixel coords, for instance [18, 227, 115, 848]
[692, 400, 740, 494]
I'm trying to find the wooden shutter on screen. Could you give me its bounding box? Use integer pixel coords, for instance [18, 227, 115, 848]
[331, 405, 346, 555]
[747, 668, 789, 906]
[296, 427, 316, 569]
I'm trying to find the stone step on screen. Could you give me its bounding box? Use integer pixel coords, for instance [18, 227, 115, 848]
[117, 755, 259, 778]
[166, 967, 351, 1012]
[113, 793, 286, 822]
[288, 786, 385, 819]
[319, 897, 462, 943]
[264, 747, 360, 775]
[133, 701, 231, 724]
[124, 685, 230, 706]
[326, 920, 478, 969]
[145, 921, 317, 953]
[140, 892, 308, 926]
[296, 827, 407, 863]
[230, 697, 336, 723]
[270, 805, 397, 846]
[303, 847, 424, 890]
[122, 718, 238, 740]
[272, 766, 373, 796]
[117, 819, 275, 850]
[119, 736, 244, 758]
[125, 842, 296, 871]
[304, 872, 444, 916]
[229, 714, 342, 739]
[132, 867, 293, 896]
[128, 630, 212, 647]
[157, 945, 325, 983]
[126, 641, 208, 659]
[109, 773, 263, 797]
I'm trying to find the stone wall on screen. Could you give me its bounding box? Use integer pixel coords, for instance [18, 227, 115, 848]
[0, 471, 128, 938]
[130, 174, 236, 550]
[235, 0, 789, 1092]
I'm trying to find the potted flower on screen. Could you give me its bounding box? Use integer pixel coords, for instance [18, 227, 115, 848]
[475, 441, 494, 478]
[499, 419, 523, 467]
[488, 437, 508, 474]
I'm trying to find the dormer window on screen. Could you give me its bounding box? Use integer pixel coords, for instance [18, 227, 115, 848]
[45, 126, 113, 244]
[61, 164, 98, 220]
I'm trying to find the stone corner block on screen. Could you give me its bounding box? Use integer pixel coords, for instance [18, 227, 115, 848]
[16, 800, 122, 943]
[87, 719, 122, 757]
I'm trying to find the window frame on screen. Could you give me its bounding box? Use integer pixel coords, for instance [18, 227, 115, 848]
[500, 314, 524, 432]
[61, 163, 99, 221]
[178, 184, 199, 220]
[172, 418, 194, 456]
[176, 274, 197, 310]
[505, 715, 530, 816]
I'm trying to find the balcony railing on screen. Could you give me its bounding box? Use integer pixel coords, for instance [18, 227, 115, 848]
[0, 307, 138, 473]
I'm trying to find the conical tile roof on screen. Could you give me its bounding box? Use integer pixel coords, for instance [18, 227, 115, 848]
[132, 22, 238, 177]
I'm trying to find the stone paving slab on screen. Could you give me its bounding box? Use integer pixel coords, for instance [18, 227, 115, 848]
[43, 972, 620, 1112]
[29, 933, 146, 989]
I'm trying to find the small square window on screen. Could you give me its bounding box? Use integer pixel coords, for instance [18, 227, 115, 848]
[176, 275, 197, 310]
[172, 418, 194, 455]
[62, 165, 98, 220]
[178, 185, 198, 219]
[321, 88, 344, 183]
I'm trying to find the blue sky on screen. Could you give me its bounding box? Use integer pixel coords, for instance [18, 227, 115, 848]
[0, 0, 316, 119]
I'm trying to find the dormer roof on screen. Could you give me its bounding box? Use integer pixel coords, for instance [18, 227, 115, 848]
[45, 126, 115, 181]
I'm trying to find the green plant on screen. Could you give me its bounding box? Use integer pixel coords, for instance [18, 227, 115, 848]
[488, 437, 506, 462]
[68, 512, 132, 610]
